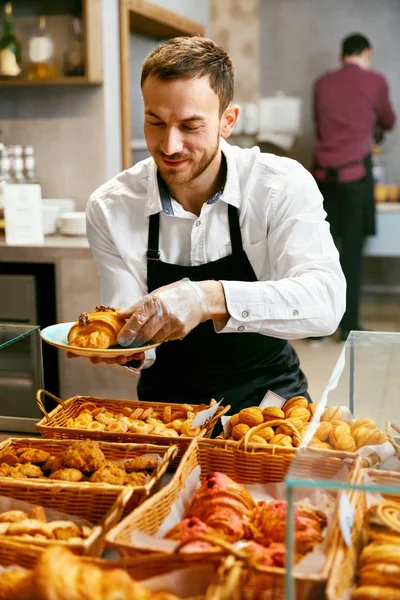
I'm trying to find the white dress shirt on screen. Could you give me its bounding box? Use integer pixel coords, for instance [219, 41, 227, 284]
[86, 139, 346, 356]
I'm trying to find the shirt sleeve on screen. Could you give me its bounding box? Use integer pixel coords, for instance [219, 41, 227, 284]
[86, 194, 156, 370]
[375, 75, 396, 132]
[219, 161, 346, 339]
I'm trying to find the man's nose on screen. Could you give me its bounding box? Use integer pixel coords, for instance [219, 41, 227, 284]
[160, 128, 184, 156]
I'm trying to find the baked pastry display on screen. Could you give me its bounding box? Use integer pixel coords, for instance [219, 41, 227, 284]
[165, 471, 328, 565]
[351, 501, 400, 599]
[68, 305, 126, 349]
[0, 440, 157, 487]
[185, 472, 255, 542]
[63, 399, 218, 438]
[309, 408, 387, 452]
[248, 499, 327, 558]
[224, 396, 314, 447]
[0, 546, 183, 600]
[0, 504, 92, 543]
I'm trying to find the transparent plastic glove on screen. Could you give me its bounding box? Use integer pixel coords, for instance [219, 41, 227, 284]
[117, 278, 211, 346]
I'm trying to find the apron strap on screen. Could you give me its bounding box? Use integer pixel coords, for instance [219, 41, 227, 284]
[228, 204, 243, 254]
[147, 213, 161, 260]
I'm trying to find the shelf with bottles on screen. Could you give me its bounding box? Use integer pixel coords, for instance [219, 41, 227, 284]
[0, 0, 102, 86]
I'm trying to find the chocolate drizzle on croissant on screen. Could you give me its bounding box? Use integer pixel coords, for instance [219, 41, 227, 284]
[69, 307, 125, 349]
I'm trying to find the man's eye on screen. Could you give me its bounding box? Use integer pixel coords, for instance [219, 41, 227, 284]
[148, 122, 163, 127]
[182, 125, 201, 131]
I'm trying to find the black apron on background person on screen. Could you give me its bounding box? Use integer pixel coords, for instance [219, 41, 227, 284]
[137, 203, 310, 413]
[316, 154, 374, 333]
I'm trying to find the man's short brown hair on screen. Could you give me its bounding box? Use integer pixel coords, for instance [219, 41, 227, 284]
[141, 36, 235, 116]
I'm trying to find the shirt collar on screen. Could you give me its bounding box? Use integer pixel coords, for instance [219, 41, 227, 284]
[144, 138, 241, 217]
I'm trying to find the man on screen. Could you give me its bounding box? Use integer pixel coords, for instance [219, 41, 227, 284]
[313, 33, 396, 341]
[82, 36, 345, 412]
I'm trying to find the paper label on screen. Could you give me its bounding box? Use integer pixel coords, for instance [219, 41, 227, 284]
[339, 492, 354, 547]
[4, 184, 44, 245]
[259, 390, 287, 409]
[191, 400, 222, 429]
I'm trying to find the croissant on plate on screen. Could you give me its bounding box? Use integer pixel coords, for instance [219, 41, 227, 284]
[68, 306, 125, 349]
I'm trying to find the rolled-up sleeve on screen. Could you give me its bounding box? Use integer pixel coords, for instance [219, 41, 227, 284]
[219, 162, 346, 339]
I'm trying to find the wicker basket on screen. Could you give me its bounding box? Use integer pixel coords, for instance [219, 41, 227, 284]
[0, 545, 235, 600]
[386, 420, 400, 459]
[326, 467, 400, 600]
[0, 437, 177, 525]
[36, 389, 230, 470]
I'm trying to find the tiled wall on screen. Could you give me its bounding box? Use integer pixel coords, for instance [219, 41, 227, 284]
[210, 0, 259, 103]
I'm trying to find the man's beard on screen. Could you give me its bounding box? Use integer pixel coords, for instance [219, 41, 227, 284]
[156, 135, 220, 185]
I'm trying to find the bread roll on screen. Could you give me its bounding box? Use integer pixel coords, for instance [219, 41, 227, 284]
[239, 407, 264, 427]
[262, 407, 285, 421]
[315, 422, 333, 442]
[352, 586, 400, 600]
[283, 396, 309, 413]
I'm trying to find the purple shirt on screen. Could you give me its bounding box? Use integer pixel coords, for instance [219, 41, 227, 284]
[313, 63, 396, 182]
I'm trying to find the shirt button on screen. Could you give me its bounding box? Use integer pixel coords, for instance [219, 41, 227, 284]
[238, 325, 245, 332]
[293, 309, 299, 316]
[195, 220, 201, 227]
[242, 311, 249, 318]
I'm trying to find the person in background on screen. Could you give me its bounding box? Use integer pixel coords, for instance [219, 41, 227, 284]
[313, 33, 396, 342]
[75, 37, 346, 412]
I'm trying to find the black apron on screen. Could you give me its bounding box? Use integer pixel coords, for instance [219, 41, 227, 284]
[138, 204, 309, 412]
[316, 154, 375, 237]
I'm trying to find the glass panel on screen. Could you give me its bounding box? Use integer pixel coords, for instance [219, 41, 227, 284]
[0, 324, 40, 349]
[284, 331, 400, 599]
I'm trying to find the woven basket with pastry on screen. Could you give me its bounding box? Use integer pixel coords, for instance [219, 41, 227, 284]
[222, 396, 315, 449]
[106, 438, 360, 600]
[36, 390, 229, 470]
[0, 495, 110, 568]
[327, 469, 400, 600]
[0, 544, 233, 600]
[0, 437, 176, 526]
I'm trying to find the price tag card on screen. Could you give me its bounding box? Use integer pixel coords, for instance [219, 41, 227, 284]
[339, 491, 355, 547]
[191, 400, 222, 429]
[4, 184, 44, 245]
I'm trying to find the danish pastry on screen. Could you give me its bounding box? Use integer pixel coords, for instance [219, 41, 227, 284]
[68, 306, 125, 349]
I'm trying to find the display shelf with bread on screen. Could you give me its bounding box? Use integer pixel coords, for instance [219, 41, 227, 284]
[36, 389, 229, 469]
[105, 437, 360, 600]
[283, 333, 400, 599]
[326, 468, 400, 600]
[0, 437, 177, 524]
[0, 545, 234, 600]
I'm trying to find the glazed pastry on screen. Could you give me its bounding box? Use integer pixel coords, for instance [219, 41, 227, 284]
[350, 419, 377, 433]
[185, 472, 255, 542]
[165, 517, 212, 548]
[353, 427, 386, 449]
[262, 407, 285, 421]
[321, 406, 342, 422]
[283, 396, 309, 414]
[231, 423, 250, 441]
[269, 434, 293, 447]
[68, 305, 126, 349]
[364, 502, 400, 545]
[352, 586, 400, 600]
[243, 541, 285, 567]
[284, 407, 310, 424]
[314, 422, 333, 442]
[239, 407, 264, 427]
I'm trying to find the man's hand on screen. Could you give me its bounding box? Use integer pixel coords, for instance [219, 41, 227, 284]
[66, 351, 145, 365]
[117, 279, 228, 347]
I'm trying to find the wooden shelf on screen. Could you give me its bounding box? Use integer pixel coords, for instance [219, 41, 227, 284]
[119, 0, 205, 169]
[0, 76, 101, 87]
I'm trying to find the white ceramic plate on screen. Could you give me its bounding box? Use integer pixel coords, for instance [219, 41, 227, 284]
[40, 322, 160, 358]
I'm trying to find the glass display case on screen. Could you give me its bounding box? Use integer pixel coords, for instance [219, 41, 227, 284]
[0, 323, 43, 432]
[284, 331, 400, 600]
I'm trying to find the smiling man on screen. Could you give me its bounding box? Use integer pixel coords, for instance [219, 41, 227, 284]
[84, 36, 346, 411]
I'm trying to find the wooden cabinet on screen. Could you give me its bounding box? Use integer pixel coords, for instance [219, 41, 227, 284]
[0, 0, 102, 86]
[119, 0, 205, 169]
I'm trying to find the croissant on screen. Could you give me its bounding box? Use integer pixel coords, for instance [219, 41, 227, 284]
[0, 545, 183, 600]
[68, 305, 125, 349]
[352, 586, 400, 600]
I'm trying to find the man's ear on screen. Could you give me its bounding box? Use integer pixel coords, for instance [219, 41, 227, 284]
[220, 105, 239, 139]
